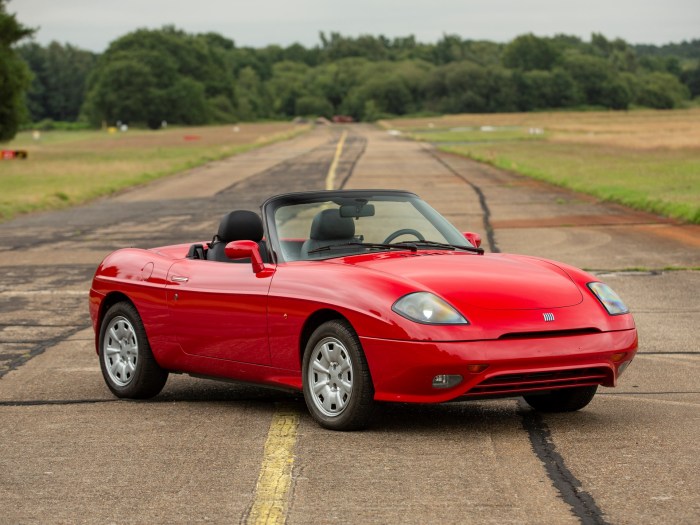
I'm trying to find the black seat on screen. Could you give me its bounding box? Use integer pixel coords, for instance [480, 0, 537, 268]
[300, 209, 355, 259]
[207, 210, 265, 262]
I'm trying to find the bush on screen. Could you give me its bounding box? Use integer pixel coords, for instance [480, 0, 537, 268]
[295, 95, 333, 118]
[635, 72, 691, 109]
[29, 119, 91, 131]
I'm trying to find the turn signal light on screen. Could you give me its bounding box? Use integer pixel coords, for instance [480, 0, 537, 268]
[466, 364, 489, 373]
[611, 352, 627, 362]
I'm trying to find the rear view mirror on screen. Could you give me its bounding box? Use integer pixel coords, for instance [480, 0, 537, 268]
[462, 232, 482, 248]
[339, 203, 375, 218]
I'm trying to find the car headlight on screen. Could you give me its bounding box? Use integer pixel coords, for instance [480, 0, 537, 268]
[587, 282, 629, 315]
[392, 292, 469, 325]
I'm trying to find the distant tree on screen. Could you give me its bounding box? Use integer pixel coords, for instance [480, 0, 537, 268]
[634, 39, 700, 60]
[393, 59, 433, 103]
[256, 45, 286, 77]
[16, 42, 46, 120]
[356, 74, 413, 116]
[681, 64, 700, 98]
[319, 32, 390, 62]
[83, 27, 236, 128]
[83, 55, 164, 127]
[435, 62, 516, 113]
[284, 42, 319, 66]
[16, 27, 697, 128]
[514, 69, 578, 110]
[0, 0, 33, 141]
[18, 41, 96, 122]
[561, 52, 631, 108]
[634, 72, 690, 108]
[443, 62, 485, 111]
[548, 68, 580, 107]
[608, 47, 638, 73]
[199, 32, 235, 51]
[638, 54, 684, 76]
[433, 34, 466, 64]
[462, 40, 505, 67]
[389, 35, 417, 60]
[318, 57, 374, 110]
[235, 66, 269, 120]
[502, 34, 561, 71]
[164, 77, 210, 125]
[590, 33, 630, 59]
[267, 61, 310, 116]
[295, 95, 333, 117]
[229, 47, 269, 79]
[338, 62, 415, 119]
[550, 34, 585, 48]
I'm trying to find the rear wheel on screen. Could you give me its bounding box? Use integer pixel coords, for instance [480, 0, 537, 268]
[302, 320, 374, 430]
[523, 385, 598, 412]
[99, 302, 168, 399]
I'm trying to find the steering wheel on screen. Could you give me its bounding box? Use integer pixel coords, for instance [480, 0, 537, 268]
[382, 228, 425, 244]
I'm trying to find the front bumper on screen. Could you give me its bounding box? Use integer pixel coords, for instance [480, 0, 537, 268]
[360, 329, 638, 403]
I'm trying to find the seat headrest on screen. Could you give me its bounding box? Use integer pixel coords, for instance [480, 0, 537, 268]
[216, 210, 264, 243]
[310, 209, 355, 240]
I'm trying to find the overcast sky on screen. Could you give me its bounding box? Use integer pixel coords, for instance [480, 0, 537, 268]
[9, 0, 700, 52]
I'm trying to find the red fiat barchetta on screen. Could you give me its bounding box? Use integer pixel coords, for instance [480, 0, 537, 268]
[89, 190, 637, 430]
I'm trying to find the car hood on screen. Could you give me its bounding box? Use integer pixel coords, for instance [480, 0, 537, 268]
[339, 251, 583, 310]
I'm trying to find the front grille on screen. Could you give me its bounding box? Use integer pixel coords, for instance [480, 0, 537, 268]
[465, 367, 609, 397]
[498, 328, 600, 340]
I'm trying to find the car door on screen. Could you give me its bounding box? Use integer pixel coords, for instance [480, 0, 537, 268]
[166, 258, 274, 365]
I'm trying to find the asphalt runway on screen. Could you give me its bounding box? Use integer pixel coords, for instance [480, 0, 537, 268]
[0, 125, 698, 524]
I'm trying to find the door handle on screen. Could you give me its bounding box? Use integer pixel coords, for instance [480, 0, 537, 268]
[170, 275, 189, 283]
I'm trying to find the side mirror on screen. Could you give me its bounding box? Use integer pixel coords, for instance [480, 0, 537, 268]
[225, 240, 266, 274]
[462, 232, 482, 248]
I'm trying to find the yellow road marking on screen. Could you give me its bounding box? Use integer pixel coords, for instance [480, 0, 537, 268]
[325, 130, 348, 190]
[246, 129, 345, 524]
[246, 409, 300, 525]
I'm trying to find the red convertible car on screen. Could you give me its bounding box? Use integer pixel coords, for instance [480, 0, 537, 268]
[89, 190, 637, 430]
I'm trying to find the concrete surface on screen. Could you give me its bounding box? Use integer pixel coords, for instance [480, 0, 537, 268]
[0, 124, 698, 524]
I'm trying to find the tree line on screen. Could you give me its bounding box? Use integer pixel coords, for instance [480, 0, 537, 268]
[2, 0, 700, 138]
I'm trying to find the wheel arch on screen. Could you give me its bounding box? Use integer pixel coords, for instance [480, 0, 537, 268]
[95, 292, 136, 351]
[299, 308, 350, 367]
[99, 292, 136, 326]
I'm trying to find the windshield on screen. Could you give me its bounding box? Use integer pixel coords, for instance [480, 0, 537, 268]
[270, 193, 470, 261]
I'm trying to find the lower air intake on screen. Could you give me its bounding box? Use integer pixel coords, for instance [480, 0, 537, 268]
[466, 367, 610, 397]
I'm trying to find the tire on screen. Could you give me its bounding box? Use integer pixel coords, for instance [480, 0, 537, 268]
[302, 320, 374, 430]
[99, 301, 168, 399]
[523, 385, 598, 413]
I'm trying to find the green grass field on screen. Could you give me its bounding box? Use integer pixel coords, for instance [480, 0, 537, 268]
[384, 109, 700, 224]
[0, 123, 308, 222]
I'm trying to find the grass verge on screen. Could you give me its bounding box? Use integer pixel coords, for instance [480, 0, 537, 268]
[0, 122, 310, 223]
[382, 109, 700, 224]
[441, 141, 700, 223]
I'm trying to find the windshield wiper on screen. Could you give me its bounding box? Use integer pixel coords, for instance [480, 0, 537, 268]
[307, 242, 418, 255]
[400, 240, 484, 254]
[307, 240, 483, 256]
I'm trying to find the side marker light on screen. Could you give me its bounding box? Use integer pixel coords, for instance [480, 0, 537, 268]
[617, 359, 632, 377]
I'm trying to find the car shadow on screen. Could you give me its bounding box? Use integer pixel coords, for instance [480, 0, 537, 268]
[110, 377, 639, 434]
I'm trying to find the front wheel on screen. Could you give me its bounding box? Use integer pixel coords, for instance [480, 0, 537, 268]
[302, 320, 374, 430]
[523, 385, 598, 412]
[99, 301, 168, 399]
